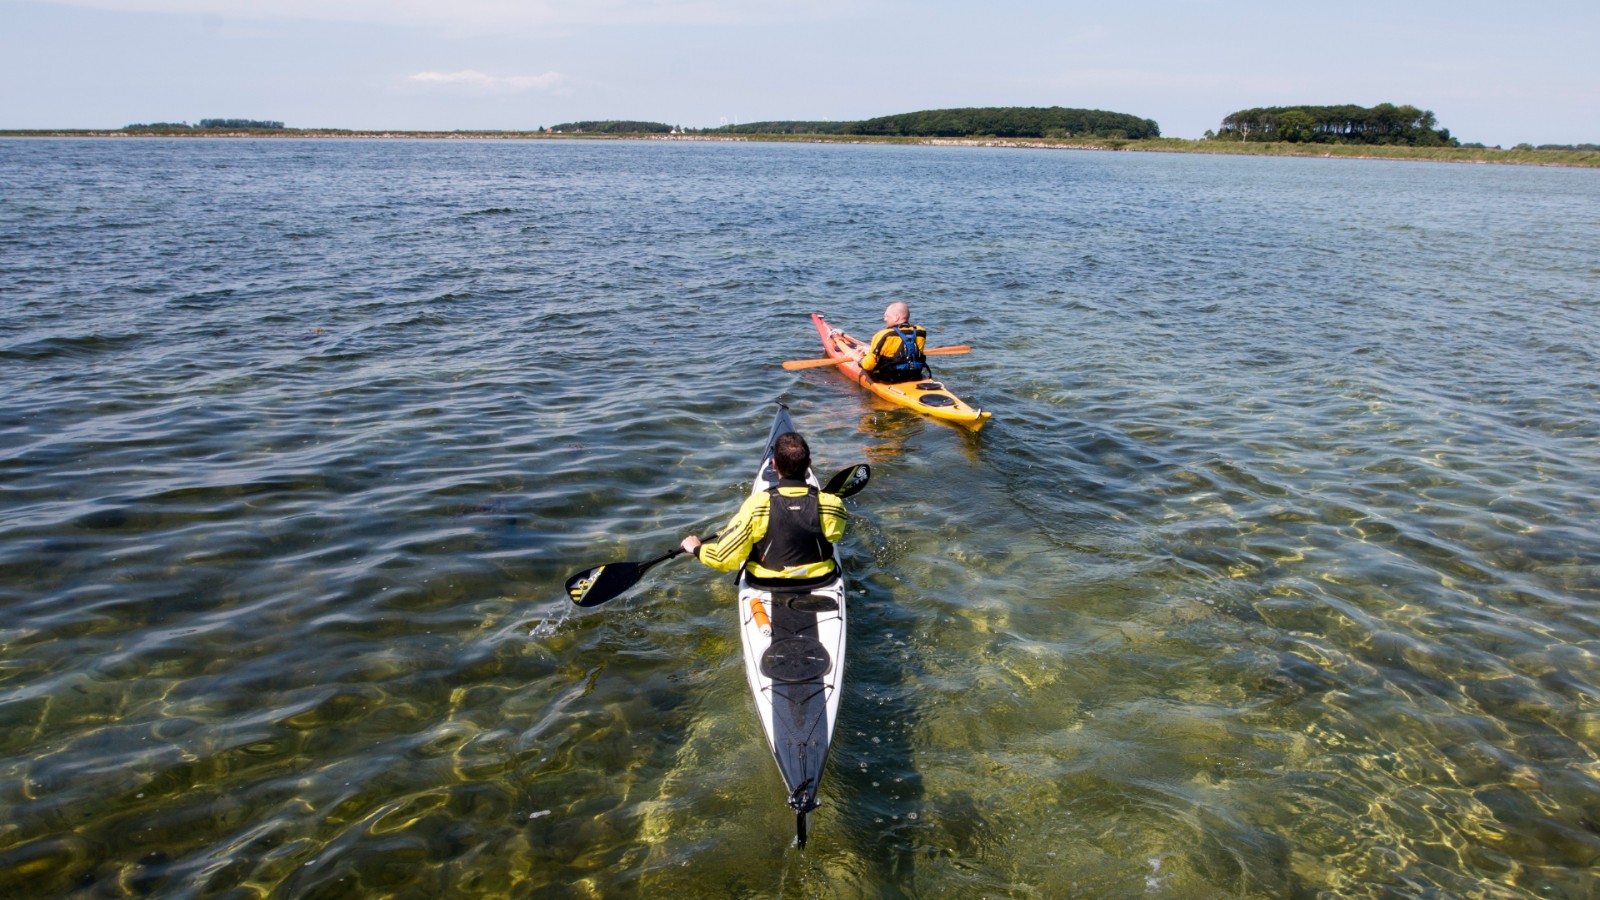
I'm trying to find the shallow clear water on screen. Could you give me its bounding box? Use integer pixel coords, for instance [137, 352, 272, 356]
[2, 137, 1599, 897]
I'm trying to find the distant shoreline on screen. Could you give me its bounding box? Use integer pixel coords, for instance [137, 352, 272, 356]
[3, 129, 1596, 169]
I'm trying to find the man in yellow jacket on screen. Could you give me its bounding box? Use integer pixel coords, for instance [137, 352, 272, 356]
[853, 301, 929, 384]
[680, 432, 847, 590]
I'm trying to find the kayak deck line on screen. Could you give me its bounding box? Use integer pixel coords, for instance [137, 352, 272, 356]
[809, 313, 992, 431]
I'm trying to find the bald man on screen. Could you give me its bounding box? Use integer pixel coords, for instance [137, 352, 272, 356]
[854, 302, 929, 384]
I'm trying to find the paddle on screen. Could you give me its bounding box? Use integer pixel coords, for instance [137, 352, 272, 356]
[563, 463, 871, 608]
[781, 345, 972, 370]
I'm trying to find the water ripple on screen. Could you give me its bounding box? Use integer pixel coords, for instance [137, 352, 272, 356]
[2, 138, 1599, 896]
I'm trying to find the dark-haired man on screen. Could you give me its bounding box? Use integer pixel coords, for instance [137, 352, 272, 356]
[680, 431, 847, 589]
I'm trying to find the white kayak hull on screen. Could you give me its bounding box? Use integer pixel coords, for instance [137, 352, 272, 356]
[737, 404, 847, 845]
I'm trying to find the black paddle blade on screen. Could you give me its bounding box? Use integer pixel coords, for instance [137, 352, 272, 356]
[823, 463, 871, 498]
[564, 561, 645, 608]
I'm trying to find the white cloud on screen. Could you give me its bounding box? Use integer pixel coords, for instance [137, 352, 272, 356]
[408, 70, 566, 92]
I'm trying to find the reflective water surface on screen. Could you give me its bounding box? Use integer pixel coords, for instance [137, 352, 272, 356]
[2, 138, 1599, 897]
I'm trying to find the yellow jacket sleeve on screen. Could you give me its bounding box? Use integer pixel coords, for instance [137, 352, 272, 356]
[818, 491, 847, 544]
[695, 492, 769, 572]
[858, 327, 895, 372]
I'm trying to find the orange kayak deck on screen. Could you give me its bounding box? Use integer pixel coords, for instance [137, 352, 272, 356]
[810, 313, 992, 431]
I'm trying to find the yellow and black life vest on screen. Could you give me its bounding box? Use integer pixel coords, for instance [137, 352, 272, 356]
[868, 324, 929, 383]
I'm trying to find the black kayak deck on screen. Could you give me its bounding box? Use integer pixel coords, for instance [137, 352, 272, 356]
[759, 591, 839, 814]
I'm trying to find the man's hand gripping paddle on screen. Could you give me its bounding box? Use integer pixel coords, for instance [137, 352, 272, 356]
[562, 463, 870, 608]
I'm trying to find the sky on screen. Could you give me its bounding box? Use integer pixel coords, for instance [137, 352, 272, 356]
[3, 0, 1596, 146]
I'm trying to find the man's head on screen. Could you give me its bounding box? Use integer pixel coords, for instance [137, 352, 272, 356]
[883, 301, 910, 327]
[772, 431, 811, 480]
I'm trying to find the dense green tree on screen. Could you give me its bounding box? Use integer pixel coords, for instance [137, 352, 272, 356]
[701, 109, 1159, 139]
[842, 107, 1159, 139]
[1214, 104, 1455, 146]
[198, 119, 285, 129]
[549, 120, 672, 134]
[1275, 109, 1317, 143]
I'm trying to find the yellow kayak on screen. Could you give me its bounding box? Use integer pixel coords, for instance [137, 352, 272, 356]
[811, 313, 992, 431]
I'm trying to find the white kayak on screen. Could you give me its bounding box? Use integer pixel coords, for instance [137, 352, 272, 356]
[736, 403, 848, 846]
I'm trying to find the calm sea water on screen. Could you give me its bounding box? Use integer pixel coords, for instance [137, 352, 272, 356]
[3, 137, 1599, 898]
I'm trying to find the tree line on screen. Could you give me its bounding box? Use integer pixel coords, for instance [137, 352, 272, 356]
[712, 108, 1159, 140]
[108, 104, 1534, 149]
[715, 121, 856, 135]
[545, 109, 1161, 139]
[123, 119, 286, 131]
[840, 107, 1160, 139]
[1212, 104, 1455, 146]
[548, 120, 674, 134]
